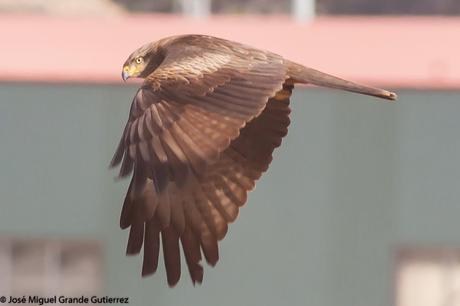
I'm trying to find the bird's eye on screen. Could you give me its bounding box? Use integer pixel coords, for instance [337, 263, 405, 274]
[135, 57, 143, 64]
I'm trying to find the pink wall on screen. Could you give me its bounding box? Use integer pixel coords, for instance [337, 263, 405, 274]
[1, 14, 459, 88]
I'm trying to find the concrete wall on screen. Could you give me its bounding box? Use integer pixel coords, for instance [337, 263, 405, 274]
[0, 83, 459, 306]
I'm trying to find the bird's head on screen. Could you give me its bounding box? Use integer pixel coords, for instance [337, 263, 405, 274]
[122, 55, 146, 81]
[121, 43, 164, 81]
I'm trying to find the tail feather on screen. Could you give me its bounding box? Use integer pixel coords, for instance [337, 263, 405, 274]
[287, 61, 397, 101]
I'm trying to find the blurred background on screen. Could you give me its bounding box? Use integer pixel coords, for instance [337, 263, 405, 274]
[0, 1, 460, 306]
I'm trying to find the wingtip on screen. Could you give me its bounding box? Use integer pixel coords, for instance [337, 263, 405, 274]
[372, 90, 397, 101]
[141, 267, 156, 278]
[167, 279, 180, 288]
[374, 89, 397, 101]
[387, 91, 398, 101]
[192, 278, 203, 286]
[191, 267, 204, 286]
[126, 240, 142, 256]
[126, 248, 141, 256]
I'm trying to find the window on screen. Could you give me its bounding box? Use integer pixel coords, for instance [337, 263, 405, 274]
[0, 238, 102, 296]
[397, 248, 460, 306]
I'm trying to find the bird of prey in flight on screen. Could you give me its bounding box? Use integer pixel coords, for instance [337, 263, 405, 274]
[111, 34, 396, 287]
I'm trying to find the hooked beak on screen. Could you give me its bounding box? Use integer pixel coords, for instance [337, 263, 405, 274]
[122, 65, 136, 82]
[122, 70, 129, 82]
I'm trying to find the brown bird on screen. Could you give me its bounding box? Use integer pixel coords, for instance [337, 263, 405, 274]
[111, 34, 396, 287]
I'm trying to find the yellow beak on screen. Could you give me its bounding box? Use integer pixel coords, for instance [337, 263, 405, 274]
[121, 65, 137, 82]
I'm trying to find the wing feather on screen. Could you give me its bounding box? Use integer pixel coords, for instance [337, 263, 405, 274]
[161, 226, 181, 286]
[180, 225, 204, 284]
[200, 224, 219, 266]
[126, 213, 144, 255]
[155, 188, 171, 228]
[142, 219, 160, 276]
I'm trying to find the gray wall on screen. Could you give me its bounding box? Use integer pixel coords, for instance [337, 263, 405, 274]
[0, 83, 459, 306]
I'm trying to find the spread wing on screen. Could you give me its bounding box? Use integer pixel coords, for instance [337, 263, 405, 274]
[110, 37, 292, 286]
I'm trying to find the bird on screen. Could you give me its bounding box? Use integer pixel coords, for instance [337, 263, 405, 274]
[111, 34, 396, 287]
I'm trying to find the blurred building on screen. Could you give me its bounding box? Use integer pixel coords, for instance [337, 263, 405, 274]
[0, 2, 460, 306]
[1, 0, 460, 16]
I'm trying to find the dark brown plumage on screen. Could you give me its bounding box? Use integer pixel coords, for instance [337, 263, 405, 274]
[111, 34, 396, 286]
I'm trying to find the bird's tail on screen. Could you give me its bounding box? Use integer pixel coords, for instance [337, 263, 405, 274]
[287, 61, 397, 101]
